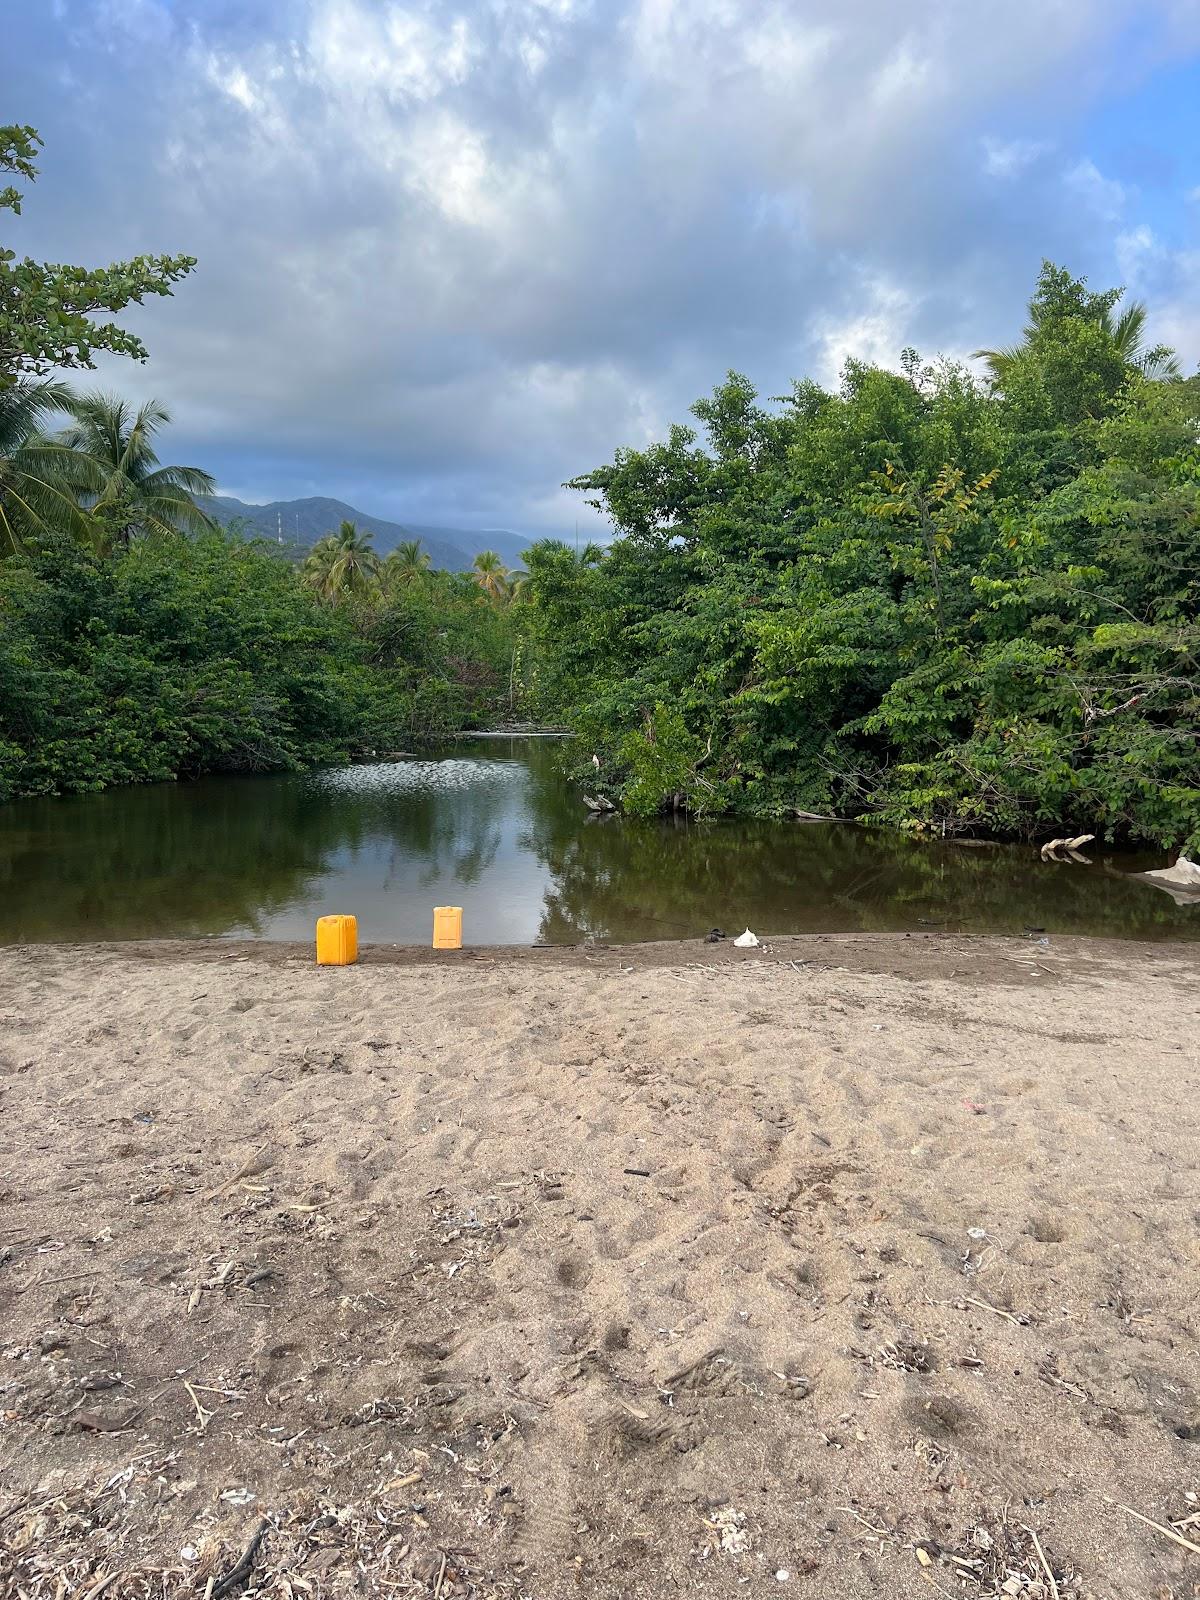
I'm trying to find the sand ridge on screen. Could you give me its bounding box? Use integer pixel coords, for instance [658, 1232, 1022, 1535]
[1, 935, 1198, 1598]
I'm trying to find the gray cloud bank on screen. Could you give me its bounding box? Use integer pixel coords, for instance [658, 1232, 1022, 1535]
[3, 0, 1198, 532]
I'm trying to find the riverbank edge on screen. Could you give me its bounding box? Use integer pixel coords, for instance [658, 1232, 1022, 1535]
[9, 930, 1199, 987]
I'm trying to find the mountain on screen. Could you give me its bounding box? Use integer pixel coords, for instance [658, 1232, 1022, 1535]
[204, 495, 533, 572]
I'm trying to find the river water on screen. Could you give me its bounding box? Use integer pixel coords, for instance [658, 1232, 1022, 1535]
[0, 738, 1195, 944]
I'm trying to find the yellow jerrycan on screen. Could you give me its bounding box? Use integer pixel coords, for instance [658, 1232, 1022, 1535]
[316, 914, 358, 965]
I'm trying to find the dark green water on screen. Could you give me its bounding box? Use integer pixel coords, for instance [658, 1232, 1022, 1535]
[0, 738, 1195, 944]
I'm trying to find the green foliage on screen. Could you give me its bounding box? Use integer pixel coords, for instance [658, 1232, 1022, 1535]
[619, 704, 703, 818]
[1, 126, 196, 387]
[527, 264, 1199, 849]
[471, 549, 511, 602]
[0, 122, 519, 803]
[0, 379, 101, 552]
[0, 529, 519, 802]
[302, 520, 382, 602]
[58, 392, 216, 551]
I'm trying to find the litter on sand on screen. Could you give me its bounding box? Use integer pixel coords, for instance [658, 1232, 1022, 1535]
[733, 929, 760, 948]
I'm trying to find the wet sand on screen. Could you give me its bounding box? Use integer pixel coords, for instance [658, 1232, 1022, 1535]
[1, 933, 1199, 1598]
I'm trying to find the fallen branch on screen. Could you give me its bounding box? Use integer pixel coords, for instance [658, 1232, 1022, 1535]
[211, 1519, 271, 1600]
[182, 1380, 213, 1431]
[1112, 1501, 1200, 1557]
[964, 1295, 1027, 1327]
[1023, 1525, 1060, 1600]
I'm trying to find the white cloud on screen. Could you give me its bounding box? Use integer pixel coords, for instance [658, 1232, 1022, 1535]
[811, 274, 918, 387]
[19, 0, 1200, 526]
[1064, 157, 1126, 221]
[306, 2, 476, 100]
[1115, 224, 1158, 282]
[982, 136, 1048, 178]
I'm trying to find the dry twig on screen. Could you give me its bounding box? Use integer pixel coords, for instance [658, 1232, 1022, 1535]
[1023, 1525, 1060, 1600]
[1113, 1502, 1200, 1557]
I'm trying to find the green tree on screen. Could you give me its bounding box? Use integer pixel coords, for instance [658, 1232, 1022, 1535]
[302, 520, 381, 603]
[1, 125, 196, 388]
[0, 379, 99, 553]
[57, 392, 215, 552]
[974, 261, 1181, 387]
[532, 263, 1197, 848]
[383, 538, 431, 587]
[471, 549, 509, 602]
[0, 527, 521, 801]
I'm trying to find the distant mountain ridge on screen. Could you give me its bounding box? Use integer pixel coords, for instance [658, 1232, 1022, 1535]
[204, 494, 533, 572]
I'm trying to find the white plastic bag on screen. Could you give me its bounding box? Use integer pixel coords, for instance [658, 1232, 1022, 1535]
[733, 928, 759, 948]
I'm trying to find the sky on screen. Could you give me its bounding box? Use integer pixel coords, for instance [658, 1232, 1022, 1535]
[3, 0, 1199, 536]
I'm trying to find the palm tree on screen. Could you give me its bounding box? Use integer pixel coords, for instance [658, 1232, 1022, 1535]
[1105, 301, 1181, 377]
[0, 380, 102, 555]
[975, 297, 1180, 384]
[471, 549, 509, 602]
[57, 393, 215, 552]
[302, 520, 380, 603]
[383, 538, 431, 587]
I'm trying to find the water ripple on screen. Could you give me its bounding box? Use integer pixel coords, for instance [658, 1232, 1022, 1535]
[307, 759, 522, 796]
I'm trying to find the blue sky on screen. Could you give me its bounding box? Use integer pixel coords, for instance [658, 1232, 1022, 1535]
[2, 0, 1198, 534]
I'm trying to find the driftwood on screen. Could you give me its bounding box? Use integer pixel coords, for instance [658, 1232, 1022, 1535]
[1135, 854, 1200, 905]
[1039, 834, 1095, 862]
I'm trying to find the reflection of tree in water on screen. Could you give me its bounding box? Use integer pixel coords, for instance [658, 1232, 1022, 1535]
[0, 755, 525, 941]
[1, 739, 1195, 945]
[528, 805, 1199, 945]
[324, 764, 513, 893]
[0, 778, 336, 939]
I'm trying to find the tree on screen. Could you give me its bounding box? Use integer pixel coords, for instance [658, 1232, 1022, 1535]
[974, 262, 1181, 385]
[471, 549, 509, 601]
[0, 378, 100, 553]
[533, 263, 1198, 848]
[383, 538, 431, 587]
[1, 125, 196, 387]
[57, 392, 215, 553]
[302, 520, 380, 603]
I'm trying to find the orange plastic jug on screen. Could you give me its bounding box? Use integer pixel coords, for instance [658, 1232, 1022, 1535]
[316, 914, 358, 965]
[432, 906, 463, 949]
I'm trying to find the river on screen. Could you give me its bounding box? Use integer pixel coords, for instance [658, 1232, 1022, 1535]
[0, 737, 1195, 943]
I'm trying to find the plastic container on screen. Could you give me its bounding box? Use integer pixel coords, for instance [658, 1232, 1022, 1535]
[316, 914, 358, 965]
[432, 906, 463, 949]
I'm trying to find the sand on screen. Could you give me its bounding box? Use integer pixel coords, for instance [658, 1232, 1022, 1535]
[1, 932, 1198, 1599]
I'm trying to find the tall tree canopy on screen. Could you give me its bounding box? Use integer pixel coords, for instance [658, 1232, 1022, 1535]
[58, 392, 215, 552]
[0, 125, 195, 388]
[522, 263, 1199, 851]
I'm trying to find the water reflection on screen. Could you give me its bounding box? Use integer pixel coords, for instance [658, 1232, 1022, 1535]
[0, 739, 1194, 944]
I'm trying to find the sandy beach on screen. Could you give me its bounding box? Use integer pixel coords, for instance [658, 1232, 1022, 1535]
[1, 932, 1199, 1599]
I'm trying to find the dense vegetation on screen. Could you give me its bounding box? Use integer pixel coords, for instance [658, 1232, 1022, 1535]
[2, 116, 1197, 852]
[0, 527, 521, 800]
[523, 265, 1199, 850]
[0, 123, 520, 803]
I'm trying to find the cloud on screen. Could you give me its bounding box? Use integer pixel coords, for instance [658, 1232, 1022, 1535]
[811, 274, 918, 387]
[982, 136, 1049, 179]
[4, 0, 1198, 530]
[1064, 157, 1126, 221]
[1111, 225, 1200, 371]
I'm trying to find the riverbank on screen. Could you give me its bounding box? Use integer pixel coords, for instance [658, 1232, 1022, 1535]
[2, 935, 1198, 1598]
